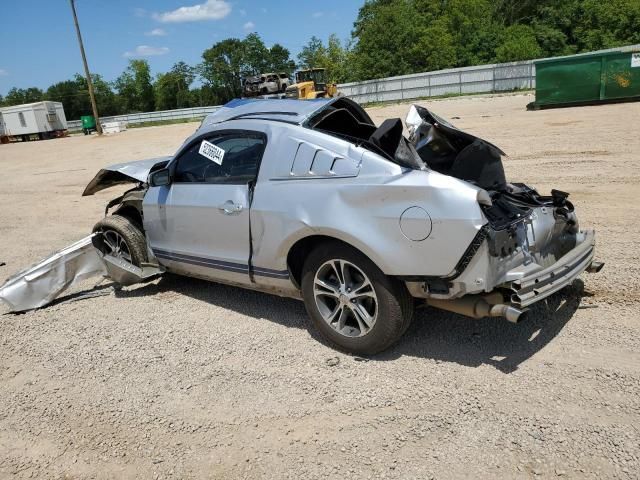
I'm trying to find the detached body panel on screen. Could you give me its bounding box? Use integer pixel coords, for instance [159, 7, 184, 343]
[0, 235, 106, 312]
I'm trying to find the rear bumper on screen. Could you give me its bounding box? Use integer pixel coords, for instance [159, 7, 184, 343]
[509, 229, 596, 308]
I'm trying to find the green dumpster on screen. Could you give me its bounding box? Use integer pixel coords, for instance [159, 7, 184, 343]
[81, 115, 96, 135]
[531, 50, 640, 109]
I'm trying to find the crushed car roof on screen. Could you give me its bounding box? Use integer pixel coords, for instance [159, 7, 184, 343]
[200, 98, 335, 127]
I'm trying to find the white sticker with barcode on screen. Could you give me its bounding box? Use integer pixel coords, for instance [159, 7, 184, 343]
[198, 140, 225, 165]
[632, 53, 640, 68]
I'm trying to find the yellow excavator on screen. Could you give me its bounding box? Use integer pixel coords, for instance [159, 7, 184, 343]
[284, 68, 339, 100]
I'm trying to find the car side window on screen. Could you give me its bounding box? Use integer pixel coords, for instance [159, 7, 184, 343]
[173, 132, 266, 185]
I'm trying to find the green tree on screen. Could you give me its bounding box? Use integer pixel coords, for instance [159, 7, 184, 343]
[3, 87, 44, 105]
[297, 36, 327, 69]
[324, 35, 350, 82]
[408, 21, 458, 72]
[199, 34, 296, 102]
[115, 60, 155, 113]
[268, 44, 296, 74]
[154, 62, 195, 111]
[350, 1, 421, 79]
[44, 74, 119, 120]
[243, 33, 270, 75]
[199, 38, 246, 100]
[495, 24, 542, 62]
[297, 35, 351, 82]
[348, 0, 640, 81]
[189, 85, 226, 107]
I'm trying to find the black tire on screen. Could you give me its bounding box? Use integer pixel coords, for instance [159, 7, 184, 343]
[301, 242, 413, 355]
[92, 215, 148, 267]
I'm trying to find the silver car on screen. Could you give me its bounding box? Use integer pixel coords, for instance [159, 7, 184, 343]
[81, 98, 602, 354]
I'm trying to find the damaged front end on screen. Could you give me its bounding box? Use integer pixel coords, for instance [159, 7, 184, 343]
[404, 105, 603, 319]
[0, 158, 169, 313]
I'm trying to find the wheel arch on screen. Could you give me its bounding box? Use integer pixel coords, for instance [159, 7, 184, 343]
[286, 234, 385, 289]
[113, 204, 143, 230]
[111, 189, 146, 230]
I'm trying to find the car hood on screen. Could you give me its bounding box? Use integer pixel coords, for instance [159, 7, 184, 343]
[82, 156, 171, 196]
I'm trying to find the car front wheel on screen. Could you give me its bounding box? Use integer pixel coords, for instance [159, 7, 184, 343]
[92, 215, 148, 267]
[301, 242, 413, 355]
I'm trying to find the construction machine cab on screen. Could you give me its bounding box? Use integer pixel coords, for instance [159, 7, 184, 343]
[286, 68, 338, 100]
[296, 69, 328, 93]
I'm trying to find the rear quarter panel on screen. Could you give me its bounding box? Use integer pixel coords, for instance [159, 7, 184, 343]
[250, 124, 486, 281]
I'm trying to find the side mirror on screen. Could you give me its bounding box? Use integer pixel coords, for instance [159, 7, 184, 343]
[149, 168, 171, 187]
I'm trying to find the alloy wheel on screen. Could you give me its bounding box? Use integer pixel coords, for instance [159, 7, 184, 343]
[101, 229, 133, 263]
[313, 259, 378, 338]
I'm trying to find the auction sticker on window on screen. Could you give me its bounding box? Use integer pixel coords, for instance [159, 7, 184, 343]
[632, 53, 640, 68]
[199, 140, 225, 165]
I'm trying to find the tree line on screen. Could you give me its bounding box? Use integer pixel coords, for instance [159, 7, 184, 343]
[1, 0, 638, 119]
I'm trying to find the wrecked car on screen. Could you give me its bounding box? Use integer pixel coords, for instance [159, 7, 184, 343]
[243, 73, 290, 97]
[0, 97, 602, 355]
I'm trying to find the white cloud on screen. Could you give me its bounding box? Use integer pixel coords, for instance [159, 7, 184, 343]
[133, 7, 146, 17]
[123, 45, 170, 57]
[239, 8, 247, 16]
[0, 69, 8, 77]
[243, 21, 255, 32]
[145, 28, 167, 36]
[153, 0, 231, 23]
[312, 12, 323, 18]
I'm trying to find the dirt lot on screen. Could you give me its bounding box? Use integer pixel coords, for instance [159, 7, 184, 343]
[1, 93, 639, 479]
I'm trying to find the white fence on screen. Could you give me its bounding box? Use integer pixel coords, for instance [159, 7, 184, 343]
[339, 61, 535, 104]
[67, 105, 221, 132]
[66, 44, 640, 132]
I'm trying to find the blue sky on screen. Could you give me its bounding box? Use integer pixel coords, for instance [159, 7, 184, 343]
[0, 0, 363, 96]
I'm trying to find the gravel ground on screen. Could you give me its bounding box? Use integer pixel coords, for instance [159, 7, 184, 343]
[1, 93, 639, 479]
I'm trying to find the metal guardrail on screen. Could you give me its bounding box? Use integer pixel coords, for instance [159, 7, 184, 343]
[338, 61, 535, 104]
[67, 105, 221, 132]
[66, 44, 640, 131]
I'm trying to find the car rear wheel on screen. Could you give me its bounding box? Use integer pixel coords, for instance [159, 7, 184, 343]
[301, 242, 413, 355]
[92, 215, 148, 267]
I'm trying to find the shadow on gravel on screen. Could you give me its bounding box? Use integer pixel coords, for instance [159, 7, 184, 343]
[114, 274, 586, 374]
[380, 280, 587, 373]
[114, 273, 310, 329]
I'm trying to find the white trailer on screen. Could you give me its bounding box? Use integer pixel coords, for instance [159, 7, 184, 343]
[0, 101, 67, 142]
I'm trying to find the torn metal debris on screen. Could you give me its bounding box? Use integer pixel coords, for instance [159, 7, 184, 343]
[0, 234, 163, 313]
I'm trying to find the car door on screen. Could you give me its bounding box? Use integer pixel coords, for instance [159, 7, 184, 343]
[143, 130, 266, 285]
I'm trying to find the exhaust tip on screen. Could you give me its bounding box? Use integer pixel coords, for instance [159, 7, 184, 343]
[587, 261, 604, 273]
[503, 306, 525, 324]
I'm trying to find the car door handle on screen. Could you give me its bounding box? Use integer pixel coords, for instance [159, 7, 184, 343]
[218, 201, 244, 215]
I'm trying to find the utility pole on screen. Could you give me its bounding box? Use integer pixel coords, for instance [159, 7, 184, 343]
[69, 0, 102, 135]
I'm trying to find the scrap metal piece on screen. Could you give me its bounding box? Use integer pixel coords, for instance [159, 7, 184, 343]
[101, 254, 163, 286]
[0, 234, 107, 312]
[0, 234, 165, 313]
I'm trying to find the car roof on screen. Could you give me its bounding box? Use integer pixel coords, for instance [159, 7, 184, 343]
[200, 98, 334, 128]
